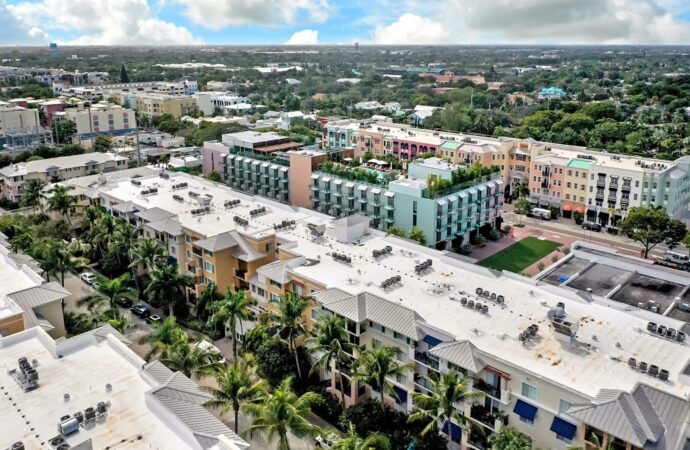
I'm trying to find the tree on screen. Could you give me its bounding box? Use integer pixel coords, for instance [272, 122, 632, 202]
[307, 315, 353, 404]
[159, 339, 224, 379]
[270, 291, 310, 379]
[409, 370, 483, 449]
[129, 237, 166, 274]
[244, 377, 321, 450]
[78, 273, 135, 312]
[408, 227, 427, 246]
[21, 178, 47, 215]
[333, 424, 391, 450]
[53, 120, 77, 144]
[120, 63, 130, 83]
[206, 171, 222, 182]
[665, 219, 688, 250]
[684, 234, 690, 252]
[204, 357, 267, 433]
[488, 426, 532, 450]
[196, 282, 222, 323]
[352, 346, 411, 408]
[386, 226, 405, 237]
[34, 239, 85, 286]
[513, 182, 530, 199]
[93, 135, 112, 152]
[47, 185, 77, 229]
[620, 207, 670, 258]
[139, 316, 188, 361]
[209, 289, 256, 363]
[144, 264, 193, 317]
[514, 198, 532, 223]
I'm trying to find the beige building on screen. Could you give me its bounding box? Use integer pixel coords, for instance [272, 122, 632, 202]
[0, 104, 41, 135]
[134, 94, 199, 118]
[56, 102, 136, 137]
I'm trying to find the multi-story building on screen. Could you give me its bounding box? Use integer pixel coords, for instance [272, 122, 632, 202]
[70, 169, 690, 450]
[0, 104, 53, 150]
[0, 152, 128, 202]
[325, 120, 690, 224]
[132, 93, 199, 118]
[55, 102, 137, 138]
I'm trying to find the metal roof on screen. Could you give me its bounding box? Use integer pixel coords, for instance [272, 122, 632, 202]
[135, 207, 176, 223]
[147, 216, 182, 236]
[8, 282, 70, 309]
[429, 341, 486, 373]
[195, 231, 239, 252]
[257, 260, 292, 284]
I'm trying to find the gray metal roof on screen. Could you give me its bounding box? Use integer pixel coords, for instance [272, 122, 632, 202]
[112, 201, 135, 213]
[229, 231, 266, 262]
[429, 341, 486, 373]
[257, 260, 292, 284]
[8, 282, 70, 309]
[135, 207, 176, 223]
[568, 384, 688, 449]
[146, 216, 182, 235]
[143, 360, 175, 384]
[195, 231, 239, 252]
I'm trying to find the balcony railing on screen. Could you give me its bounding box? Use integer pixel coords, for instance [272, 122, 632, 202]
[235, 269, 247, 280]
[414, 352, 440, 371]
[473, 379, 500, 399]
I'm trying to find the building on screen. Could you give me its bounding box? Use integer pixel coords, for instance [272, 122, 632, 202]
[538, 86, 567, 100]
[206, 81, 231, 91]
[324, 120, 690, 224]
[0, 152, 128, 202]
[0, 325, 249, 450]
[0, 239, 69, 338]
[66, 169, 690, 450]
[55, 102, 136, 138]
[0, 104, 53, 150]
[132, 93, 199, 118]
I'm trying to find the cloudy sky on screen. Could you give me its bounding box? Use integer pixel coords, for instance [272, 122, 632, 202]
[1, 0, 690, 46]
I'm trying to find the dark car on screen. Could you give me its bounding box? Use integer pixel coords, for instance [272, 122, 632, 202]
[115, 297, 134, 308]
[130, 305, 151, 318]
[582, 222, 602, 232]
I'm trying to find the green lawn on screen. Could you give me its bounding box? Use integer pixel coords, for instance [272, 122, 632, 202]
[478, 236, 562, 273]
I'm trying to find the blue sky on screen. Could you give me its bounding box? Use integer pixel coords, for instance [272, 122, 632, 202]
[1, 0, 690, 46]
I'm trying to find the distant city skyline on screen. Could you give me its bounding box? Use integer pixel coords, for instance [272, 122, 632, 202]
[1, 0, 690, 46]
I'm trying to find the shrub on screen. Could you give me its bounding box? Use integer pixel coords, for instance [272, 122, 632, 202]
[573, 210, 584, 224]
[312, 391, 343, 426]
[501, 225, 512, 235]
[514, 223, 525, 228]
[537, 262, 545, 271]
[459, 243, 473, 255]
[488, 229, 501, 241]
[562, 247, 571, 255]
[551, 255, 559, 263]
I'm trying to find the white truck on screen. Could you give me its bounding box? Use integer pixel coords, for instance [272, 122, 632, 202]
[530, 207, 552, 220]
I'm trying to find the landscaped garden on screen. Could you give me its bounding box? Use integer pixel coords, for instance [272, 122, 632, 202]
[478, 236, 561, 273]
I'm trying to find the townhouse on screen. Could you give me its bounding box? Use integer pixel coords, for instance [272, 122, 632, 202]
[325, 120, 690, 224]
[74, 169, 690, 450]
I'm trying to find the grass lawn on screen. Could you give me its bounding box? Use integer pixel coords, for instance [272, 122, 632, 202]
[478, 236, 562, 273]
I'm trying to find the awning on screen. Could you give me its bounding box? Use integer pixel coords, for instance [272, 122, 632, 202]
[513, 400, 538, 421]
[562, 203, 573, 212]
[423, 335, 443, 348]
[574, 206, 585, 214]
[550, 417, 577, 440]
[442, 422, 462, 442]
[393, 386, 408, 404]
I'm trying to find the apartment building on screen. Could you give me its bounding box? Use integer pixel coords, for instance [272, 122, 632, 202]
[73, 169, 690, 450]
[325, 120, 690, 224]
[0, 326, 248, 450]
[55, 102, 136, 138]
[0, 152, 128, 201]
[0, 238, 69, 338]
[0, 104, 53, 149]
[130, 93, 199, 118]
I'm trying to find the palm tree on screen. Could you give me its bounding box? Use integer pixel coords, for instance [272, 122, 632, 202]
[159, 339, 224, 378]
[21, 178, 47, 215]
[204, 357, 267, 433]
[209, 289, 255, 364]
[195, 282, 222, 322]
[488, 426, 532, 450]
[244, 377, 321, 450]
[409, 369, 483, 449]
[270, 291, 310, 379]
[333, 424, 391, 450]
[82, 206, 103, 233]
[351, 346, 411, 408]
[568, 433, 613, 450]
[111, 220, 139, 262]
[47, 185, 77, 229]
[34, 239, 86, 286]
[307, 314, 353, 404]
[144, 264, 192, 317]
[89, 213, 118, 253]
[139, 316, 188, 360]
[129, 237, 166, 273]
[9, 231, 34, 253]
[78, 273, 135, 312]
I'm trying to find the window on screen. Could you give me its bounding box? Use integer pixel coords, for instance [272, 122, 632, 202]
[396, 373, 407, 384]
[310, 309, 319, 320]
[521, 382, 537, 400]
[372, 339, 382, 349]
[204, 261, 214, 274]
[270, 293, 280, 302]
[559, 400, 572, 414]
[270, 280, 282, 288]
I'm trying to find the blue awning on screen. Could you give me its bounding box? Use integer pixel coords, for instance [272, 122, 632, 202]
[393, 386, 408, 404]
[513, 400, 538, 421]
[442, 421, 462, 442]
[423, 335, 442, 348]
[550, 417, 577, 440]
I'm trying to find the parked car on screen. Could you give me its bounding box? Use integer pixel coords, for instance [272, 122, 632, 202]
[314, 433, 339, 449]
[145, 314, 161, 324]
[582, 222, 602, 232]
[80, 272, 96, 284]
[114, 297, 134, 308]
[130, 305, 151, 318]
[530, 207, 552, 220]
[197, 340, 226, 364]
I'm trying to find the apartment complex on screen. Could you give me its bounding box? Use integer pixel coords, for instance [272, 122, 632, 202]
[71, 169, 690, 450]
[0, 326, 248, 450]
[0, 104, 53, 149]
[0, 237, 69, 338]
[0, 152, 128, 201]
[130, 93, 200, 118]
[55, 102, 137, 138]
[325, 120, 690, 224]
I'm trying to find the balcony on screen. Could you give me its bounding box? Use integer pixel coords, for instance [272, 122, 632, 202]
[473, 379, 500, 399]
[595, 190, 605, 199]
[235, 269, 247, 280]
[414, 352, 440, 371]
[621, 184, 631, 192]
[597, 179, 606, 188]
[385, 217, 395, 223]
[470, 404, 502, 430]
[609, 183, 619, 190]
[358, 198, 368, 204]
[384, 203, 395, 211]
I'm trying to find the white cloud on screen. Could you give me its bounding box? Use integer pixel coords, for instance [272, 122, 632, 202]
[0, 0, 47, 44]
[6, 0, 202, 45]
[285, 29, 319, 45]
[176, 0, 333, 30]
[371, 13, 451, 44]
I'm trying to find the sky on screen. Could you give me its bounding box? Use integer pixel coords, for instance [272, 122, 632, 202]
[1, 0, 690, 46]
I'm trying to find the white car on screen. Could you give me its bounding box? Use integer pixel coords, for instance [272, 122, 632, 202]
[197, 340, 226, 364]
[80, 272, 97, 284]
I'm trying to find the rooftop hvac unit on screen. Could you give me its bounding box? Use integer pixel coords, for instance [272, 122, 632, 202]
[648, 365, 659, 376]
[628, 357, 637, 369]
[57, 417, 80, 435]
[659, 369, 669, 381]
[12, 443, 24, 450]
[647, 322, 657, 332]
[638, 361, 648, 373]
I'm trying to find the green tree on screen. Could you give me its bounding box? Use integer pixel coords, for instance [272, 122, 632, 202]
[514, 198, 532, 221]
[53, 120, 77, 144]
[21, 178, 47, 215]
[244, 377, 321, 450]
[206, 171, 222, 182]
[408, 227, 427, 246]
[352, 346, 411, 408]
[409, 370, 483, 450]
[93, 135, 112, 152]
[665, 219, 688, 250]
[139, 316, 188, 361]
[209, 289, 256, 363]
[129, 237, 166, 275]
[159, 339, 224, 378]
[144, 264, 193, 317]
[120, 63, 130, 83]
[270, 291, 310, 379]
[333, 424, 391, 450]
[307, 314, 353, 404]
[386, 226, 405, 237]
[620, 207, 671, 258]
[196, 282, 222, 322]
[204, 357, 267, 433]
[78, 273, 135, 312]
[47, 185, 77, 229]
[488, 426, 532, 450]
[33, 239, 85, 286]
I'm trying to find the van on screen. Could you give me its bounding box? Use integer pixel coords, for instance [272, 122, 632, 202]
[664, 250, 690, 266]
[531, 207, 551, 220]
